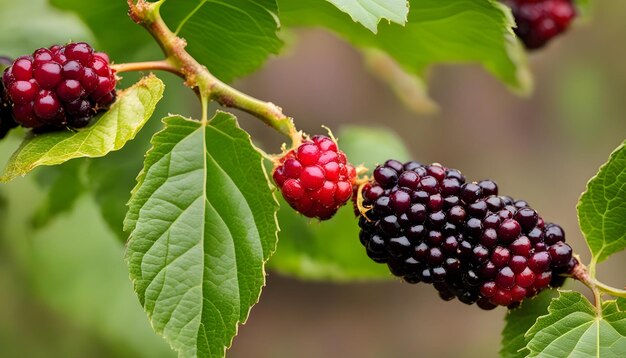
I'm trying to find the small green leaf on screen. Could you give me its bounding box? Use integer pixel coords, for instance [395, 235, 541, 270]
[160, 0, 282, 82]
[1, 75, 164, 182]
[525, 291, 626, 357]
[577, 141, 626, 263]
[500, 290, 557, 358]
[126, 113, 279, 358]
[268, 126, 410, 281]
[278, 0, 531, 93]
[324, 0, 409, 33]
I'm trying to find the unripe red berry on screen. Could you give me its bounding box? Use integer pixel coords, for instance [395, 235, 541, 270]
[273, 135, 356, 220]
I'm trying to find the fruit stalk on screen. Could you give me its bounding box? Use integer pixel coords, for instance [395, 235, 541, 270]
[111, 60, 181, 77]
[126, 0, 298, 142]
[570, 262, 626, 307]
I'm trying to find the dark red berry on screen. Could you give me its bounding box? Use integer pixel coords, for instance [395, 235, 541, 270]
[548, 241, 573, 267]
[460, 182, 482, 204]
[8, 80, 38, 104]
[2, 42, 116, 129]
[273, 135, 356, 220]
[506, 0, 577, 50]
[478, 180, 498, 196]
[33, 90, 61, 120]
[374, 167, 397, 188]
[529, 251, 551, 272]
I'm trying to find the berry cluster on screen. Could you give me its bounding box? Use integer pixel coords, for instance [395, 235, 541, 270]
[357, 160, 576, 309]
[2, 42, 116, 130]
[506, 0, 577, 49]
[273, 135, 356, 220]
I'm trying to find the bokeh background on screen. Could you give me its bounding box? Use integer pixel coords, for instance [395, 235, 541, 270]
[0, 1, 625, 357]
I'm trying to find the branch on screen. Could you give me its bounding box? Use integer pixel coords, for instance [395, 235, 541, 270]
[125, 0, 298, 142]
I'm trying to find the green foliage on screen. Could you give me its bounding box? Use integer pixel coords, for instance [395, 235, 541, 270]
[160, 0, 282, 83]
[324, 0, 409, 33]
[525, 291, 626, 357]
[278, 0, 531, 93]
[32, 160, 88, 228]
[126, 114, 279, 358]
[0, 0, 92, 57]
[500, 290, 557, 358]
[269, 126, 410, 281]
[50, 0, 152, 61]
[577, 141, 626, 263]
[1, 75, 164, 182]
[0, 172, 174, 358]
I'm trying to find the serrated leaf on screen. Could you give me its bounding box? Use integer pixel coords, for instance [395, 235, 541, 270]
[278, 0, 531, 93]
[500, 290, 556, 358]
[125, 113, 279, 358]
[1, 75, 164, 182]
[0, 0, 93, 58]
[525, 291, 626, 357]
[160, 0, 282, 82]
[577, 141, 626, 263]
[268, 126, 410, 281]
[325, 0, 409, 33]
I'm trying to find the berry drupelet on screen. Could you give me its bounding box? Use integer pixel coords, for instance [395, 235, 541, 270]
[1, 42, 116, 130]
[506, 0, 577, 49]
[273, 135, 357, 220]
[356, 160, 576, 310]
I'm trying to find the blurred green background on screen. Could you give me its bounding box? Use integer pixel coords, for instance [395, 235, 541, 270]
[0, 0, 625, 357]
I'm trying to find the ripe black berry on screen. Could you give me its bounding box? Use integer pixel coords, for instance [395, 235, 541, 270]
[356, 160, 577, 309]
[1, 42, 116, 130]
[506, 0, 577, 49]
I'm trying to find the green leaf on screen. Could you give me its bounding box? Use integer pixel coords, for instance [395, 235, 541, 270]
[278, 0, 531, 93]
[525, 291, 626, 357]
[160, 0, 282, 82]
[268, 126, 410, 281]
[50, 0, 152, 62]
[500, 290, 557, 358]
[0, 0, 93, 57]
[87, 73, 192, 240]
[0, 175, 175, 357]
[125, 113, 279, 358]
[324, 0, 409, 33]
[577, 141, 626, 263]
[32, 160, 88, 228]
[1, 75, 164, 182]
